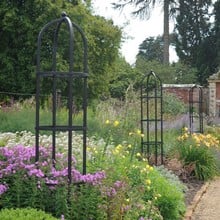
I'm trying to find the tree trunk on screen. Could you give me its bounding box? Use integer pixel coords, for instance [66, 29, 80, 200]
[163, 0, 169, 64]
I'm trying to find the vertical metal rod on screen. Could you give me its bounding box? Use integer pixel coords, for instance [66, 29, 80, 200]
[189, 88, 193, 133]
[199, 87, 204, 133]
[140, 85, 144, 154]
[35, 27, 42, 163]
[154, 81, 158, 165]
[160, 82, 163, 164]
[189, 85, 203, 134]
[146, 77, 150, 161]
[35, 75, 40, 162]
[51, 21, 61, 163]
[67, 15, 74, 184]
[83, 79, 87, 175]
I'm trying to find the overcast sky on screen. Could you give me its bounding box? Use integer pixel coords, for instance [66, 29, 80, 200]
[91, 0, 178, 64]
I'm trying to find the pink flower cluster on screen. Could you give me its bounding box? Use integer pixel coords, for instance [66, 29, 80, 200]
[0, 145, 106, 194]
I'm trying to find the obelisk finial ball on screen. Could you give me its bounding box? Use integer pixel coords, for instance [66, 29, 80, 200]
[61, 12, 67, 17]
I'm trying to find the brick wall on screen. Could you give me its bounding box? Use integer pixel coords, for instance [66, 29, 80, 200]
[163, 84, 209, 114]
[163, 84, 193, 104]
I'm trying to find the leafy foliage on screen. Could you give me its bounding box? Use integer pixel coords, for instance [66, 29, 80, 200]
[0, 208, 59, 220]
[0, 0, 122, 102]
[175, 0, 212, 65]
[0, 132, 186, 219]
[163, 92, 186, 116]
[135, 58, 198, 84]
[136, 36, 164, 63]
[174, 0, 216, 85]
[148, 169, 186, 220]
[108, 57, 136, 99]
[176, 128, 219, 180]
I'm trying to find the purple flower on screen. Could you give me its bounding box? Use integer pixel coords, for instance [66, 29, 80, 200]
[0, 184, 8, 195]
[79, 171, 106, 185]
[107, 187, 117, 197]
[0, 144, 108, 195]
[114, 180, 125, 189]
[28, 168, 44, 178]
[101, 186, 117, 198]
[50, 167, 68, 178]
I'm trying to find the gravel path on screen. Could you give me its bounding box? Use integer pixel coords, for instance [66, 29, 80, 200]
[191, 177, 220, 220]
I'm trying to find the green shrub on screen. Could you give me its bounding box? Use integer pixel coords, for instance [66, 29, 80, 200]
[156, 165, 187, 193]
[177, 129, 219, 180]
[179, 143, 218, 180]
[0, 208, 59, 220]
[163, 92, 186, 116]
[148, 168, 186, 220]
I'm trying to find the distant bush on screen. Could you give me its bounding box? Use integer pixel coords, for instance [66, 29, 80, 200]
[163, 92, 186, 115]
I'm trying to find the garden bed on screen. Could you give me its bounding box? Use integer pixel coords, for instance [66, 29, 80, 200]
[164, 158, 205, 207]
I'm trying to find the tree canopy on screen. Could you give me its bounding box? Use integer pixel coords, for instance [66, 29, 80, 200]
[0, 0, 122, 101]
[136, 36, 164, 63]
[174, 0, 220, 85]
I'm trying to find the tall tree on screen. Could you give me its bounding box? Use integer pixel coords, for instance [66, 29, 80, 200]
[174, 0, 212, 65]
[174, 0, 214, 85]
[113, 0, 176, 64]
[213, 0, 220, 66]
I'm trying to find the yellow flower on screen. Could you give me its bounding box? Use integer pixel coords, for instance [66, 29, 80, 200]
[113, 149, 119, 155]
[113, 120, 119, 127]
[206, 134, 212, 139]
[141, 168, 147, 173]
[128, 144, 132, 148]
[146, 164, 154, 171]
[146, 164, 150, 169]
[145, 179, 151, 185]
[116, 144, 122, 150]
[149, 166, 154, 171]
[136, 129, 141, 134]
[136, 152, 141, 157]
[129, 132, 133, 136]
[105, 119, 110, 125]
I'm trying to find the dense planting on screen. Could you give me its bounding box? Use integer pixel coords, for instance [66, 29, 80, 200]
[0, 129, 185, 219]
[0, 96, 220, 219]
